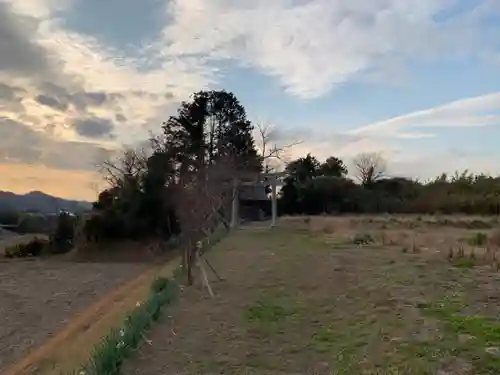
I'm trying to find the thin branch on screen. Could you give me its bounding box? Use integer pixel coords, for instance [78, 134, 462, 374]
[255, 121, 303, 171]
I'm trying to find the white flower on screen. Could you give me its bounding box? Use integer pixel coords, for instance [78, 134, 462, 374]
[136, 301, 141, 307]
[79, 371, 85, 375]
[119, 329, 125, 337]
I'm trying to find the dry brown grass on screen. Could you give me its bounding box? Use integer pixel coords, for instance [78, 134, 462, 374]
[121, 216, 500, 375]
[288, 215, 500, 265]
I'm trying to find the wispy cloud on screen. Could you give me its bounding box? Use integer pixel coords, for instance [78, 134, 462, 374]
[1, 0, 213, 145]
[155, 0, 499, 99]
[348, 92, 500, 138]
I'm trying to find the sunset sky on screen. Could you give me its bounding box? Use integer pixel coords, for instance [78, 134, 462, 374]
[1, 0, 500, 201]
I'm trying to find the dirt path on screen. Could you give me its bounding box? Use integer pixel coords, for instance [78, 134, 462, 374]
[122, 227, 500, 375]
[0, 258, 176, 375]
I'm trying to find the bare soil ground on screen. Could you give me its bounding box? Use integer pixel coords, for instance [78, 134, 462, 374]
[123, 215, 500, 375]
[0, 259, 149, 373]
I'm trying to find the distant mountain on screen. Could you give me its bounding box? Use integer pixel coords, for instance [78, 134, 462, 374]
[0, 190, 92, 214]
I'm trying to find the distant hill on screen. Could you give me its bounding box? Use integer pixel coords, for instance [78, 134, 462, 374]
[0, 190, 92, 214]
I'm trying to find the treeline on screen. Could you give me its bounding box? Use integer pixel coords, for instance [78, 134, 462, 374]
[83, 90, 261, 244]
[80, 89, 500, 247]
[278, 153, 500, 215]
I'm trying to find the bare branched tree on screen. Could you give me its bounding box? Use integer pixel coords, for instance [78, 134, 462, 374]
[99, 146, 148, 189]
[255, 121, 302, 172]
[173, 154, 243, 286]
[353, 152, 387, 185]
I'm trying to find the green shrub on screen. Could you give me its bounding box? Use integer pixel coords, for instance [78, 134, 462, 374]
[150, 276, 170, 294]
[5, 238, 48, 258]
[16, 214, 50, 234]
[48, 213, 77, 254]
[0, 210, 19, 226]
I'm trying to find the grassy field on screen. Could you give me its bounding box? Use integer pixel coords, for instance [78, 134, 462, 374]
[122, 215, 500, 375]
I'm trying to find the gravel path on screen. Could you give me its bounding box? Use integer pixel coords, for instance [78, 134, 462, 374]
[0, 260, 148, 372]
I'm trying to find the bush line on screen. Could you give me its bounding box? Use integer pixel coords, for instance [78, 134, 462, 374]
[67, 276, 178, 375]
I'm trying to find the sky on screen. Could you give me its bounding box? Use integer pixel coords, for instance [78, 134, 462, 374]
[1, 0, 500, 201]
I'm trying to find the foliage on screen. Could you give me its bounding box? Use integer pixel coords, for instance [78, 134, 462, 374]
[353, 233, 375, 246]
[50, 212, 76, 254]
[4, 213, 77, 258]
[279, 156, 500, 215]
[468, 232, 488, 247]
[160, 89, 260, 171]
[0, 210, 19, 226]
[84, 90, 259, 248]
[5, 238, 48, 258]
[69, 276, 177, 375]
[16, 213, 52, 234]
[150, 276, 170, 294]
[82, 88, 500, 256]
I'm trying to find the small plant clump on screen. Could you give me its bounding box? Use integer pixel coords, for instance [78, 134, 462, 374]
[353, 233, 375, 246]
[468, 232, 488, 247]
[447, 245, 481, 269]
[245, 301, 293, 323]
[453, 258, 476, 269]
[4, 238, 48, 258]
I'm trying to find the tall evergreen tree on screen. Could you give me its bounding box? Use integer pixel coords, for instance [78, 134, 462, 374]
[160, 90, 260, 175]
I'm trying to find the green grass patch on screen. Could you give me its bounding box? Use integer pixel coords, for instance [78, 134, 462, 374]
[243, 295, 303, 339]
[244, 300, 297, 323]
[419, 297, 500, 374]
[452, 258, 476, 269]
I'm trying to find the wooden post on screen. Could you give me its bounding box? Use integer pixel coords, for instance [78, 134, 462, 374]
[230, 178, 239, 230]
[271, 180, 277, 228]
[198, 259, 214, 297]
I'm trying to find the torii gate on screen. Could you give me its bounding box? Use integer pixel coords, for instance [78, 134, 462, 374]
[230, 171, 286, 229]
